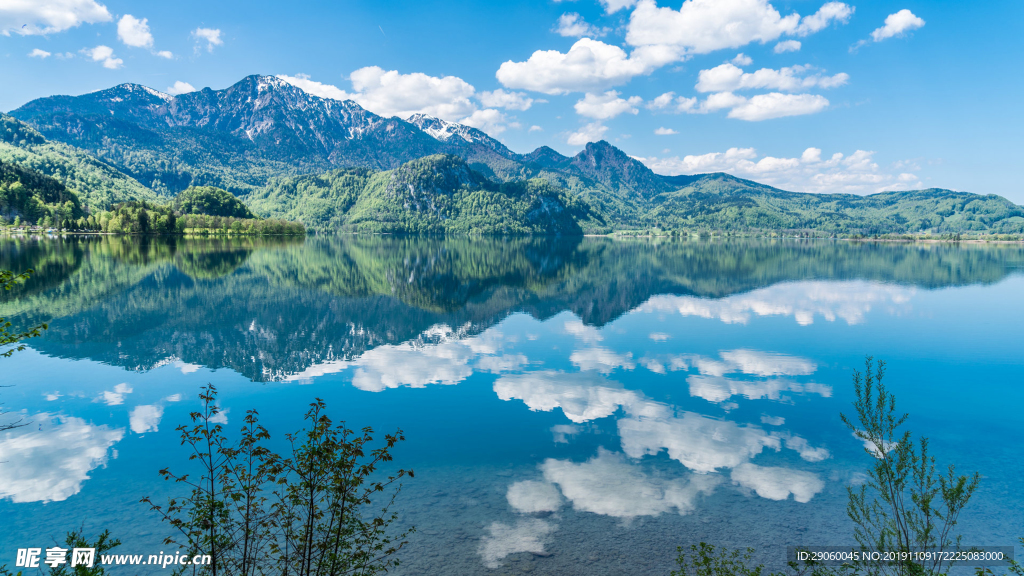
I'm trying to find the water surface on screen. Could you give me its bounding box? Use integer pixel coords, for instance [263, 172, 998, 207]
[1, 236, 1022, 575]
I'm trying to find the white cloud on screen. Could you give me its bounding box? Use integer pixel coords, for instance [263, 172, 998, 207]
[209, 408, 229, 425]
[476, 353, 529, 373]
[687, 375, 831, 403]
[192, 27, 222, 52]
[655, 127, 678, 135]
[478, 88, 534, 110]
[570, 346, 636, 373]
[117, 14, 152, 48]
[349, 66, 477, 120]
[719, 349, 816, 376]
[554, 12, 607, 37]
[564, 319, 603, 344]
[784, 435, 831, 462]
[634, 281, 916, 325]
[730, 462, 824, 503]
[574, 90, 642, 119]
[731, 53, 753, 66]
[641, 146, 925, 193]
[774, 40, 801, 53]
[478, 519, 556, 569]
[567, 121, 609, 146]
[618, 410, 780, 473]
[155, 50, 173, 59]
[351, 340, 474, 392]
[166, 81, 196, 95]
[0, 413, 124, 503]
[129, 404, 164, 434]
[793, 1, 854, 36]
[164, 394, 183, 402]
[507, 480, 563, 514]
[870, 9, 925, 42]
[494, 370, 642, 423]
[648, 92, 699, 114]
[496, 38, 655, 95]
[278, 74, 353, 101]
[529, 125, 543, 132]
[542, 448, 721, 518]
[601, 0, 639, 14]
[83, 45, 123, 69]
[99, 382, 132, 406]
[729, 93, 830, 120]
[626, 0, 794, 55]
[696, 63, 848, 93]
[649, 332, 671, 341]
[461, 108, 513, 135]
[551, 424, 579, 443]
[761, 415, 785, 426]
[29, 48, 51, 58]
[1, 0, 111, 35]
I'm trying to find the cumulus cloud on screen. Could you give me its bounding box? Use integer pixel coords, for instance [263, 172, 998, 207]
[695, 63, 848, 93]
[729, 92, 830, 120]
[687, 375, 831, 403]
[618, 410, 780, 473]
[626, 0, 851, 59]
[564, 319, 603, 344]
[494, 370, 642, 423]
[29, 48, 51, 58]
[730, 462, 824, 502]
[155, 50, 173, 59]
[574, 90, 642, 119]
[166, 81, 196, 95]
[0, 414, 124, 503]
[793, 1, 854, 36]
[655, 127, 678, 135]
[648, 92, 699, 114]
[478, 88, 534, 110]
[783, 434, 831, 462]
[461, 108, 515, 135]
[129, 404, 164, 434]
[567, 121, 609, 146]
[478, 519, 556, 569]
[117, 14, 152, 48]
[555, 12, 607, 37]
[82, 45, 123, 69]
[570, 347, 636, 373]
[1, 0, 111, 35]
[640, 146, 925, 193]
[601, 0, 639, 14]
[351, 340, 474, 392]
[732, 53, 753, 66]
[870, 9, 925, 42]
[192, 27, 222, 52]
[542, 448, 721, 518]
[507, 480, 563, 514]
[349, 66, 477, 119]
[635, 281, 916, 325]
[719, 349, 816, 376]
[774, 40, 801, 53]
[99, 382, 132, 405]
[278, 74, 353, 101]
[497, 38, 655, 95]
[761, 415, 785, 426]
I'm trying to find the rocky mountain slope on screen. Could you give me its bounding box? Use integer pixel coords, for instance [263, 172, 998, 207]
[6, 75, 1024, 235]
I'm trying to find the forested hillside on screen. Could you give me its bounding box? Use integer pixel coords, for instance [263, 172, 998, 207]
[247, 155, 601, 234]
[0, 159, 84, 226]
[0, 113, 164, 210]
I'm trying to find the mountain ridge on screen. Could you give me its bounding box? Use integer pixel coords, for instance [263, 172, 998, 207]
[5, 75, 1024, 235]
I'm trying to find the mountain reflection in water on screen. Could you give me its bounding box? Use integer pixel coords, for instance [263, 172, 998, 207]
[2, 235, 1023, 575]
[3, 235, 1022, 381]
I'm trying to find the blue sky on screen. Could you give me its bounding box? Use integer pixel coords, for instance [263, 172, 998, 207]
[2, 0, 1022, 201]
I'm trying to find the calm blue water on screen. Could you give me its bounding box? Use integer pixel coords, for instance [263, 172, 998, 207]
[1, 236, 1022, 575]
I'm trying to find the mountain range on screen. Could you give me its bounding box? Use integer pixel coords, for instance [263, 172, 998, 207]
[4, 74, 1024, 235]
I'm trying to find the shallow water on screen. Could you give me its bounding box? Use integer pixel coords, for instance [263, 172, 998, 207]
[1, 235, 1022, 575]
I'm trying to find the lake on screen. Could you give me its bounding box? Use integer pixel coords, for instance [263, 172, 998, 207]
[1, 235, 1022, 575]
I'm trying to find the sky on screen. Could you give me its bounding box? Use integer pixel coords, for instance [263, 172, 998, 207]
[1, 0, 1023, 201]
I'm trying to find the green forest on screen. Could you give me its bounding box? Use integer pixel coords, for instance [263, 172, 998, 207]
[1, 162, 302, 236]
